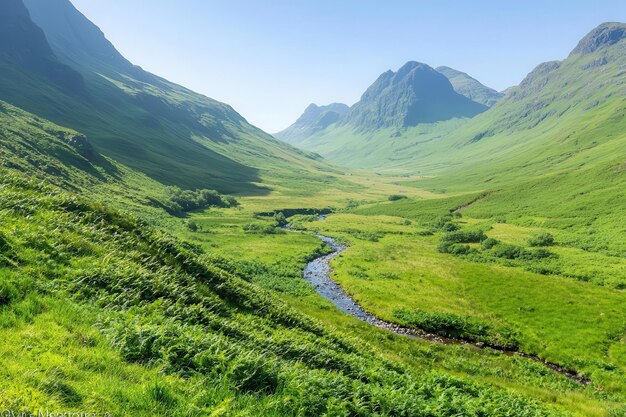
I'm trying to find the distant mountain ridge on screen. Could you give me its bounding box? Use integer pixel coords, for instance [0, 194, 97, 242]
[435, 66, 503, 107]
[275, 103, 348, 144]
[277, 61, 490, 144]
[343, 61, 488, 130]
[275, 22, 626, 181]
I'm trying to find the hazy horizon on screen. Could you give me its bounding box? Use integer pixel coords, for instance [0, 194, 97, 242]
[69, 0, 626, 132]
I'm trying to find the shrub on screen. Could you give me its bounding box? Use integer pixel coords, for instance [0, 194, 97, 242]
[529, 248, 554, 259]
[393, 309, 519, 349]
[453, 244, 472, 254]
[481, 237, 499, 249]
[351, 231, 383, 242]
[274, 212, 287, 227]
[435, 214, 454, 229]
[388, 194, 408, 201]
[221, 195, 238, 207]
[441, 222, 459, 232]
[455, 244, 473, 254]
[528, 233, 555, 247]
[438, 243, 471, 255]
[490, 244, 555, 261]
[527, 265, 557, 275]
[243, 223, 283, 234]
[441, 230, 487, 244]
[491, 244, 525, 259]
[345, 199, 360, 209]
[416, 229, 434, 236]
[162, 186, 237, 215]
[187, 220, 198, 232]
[439, 229, 487, 254]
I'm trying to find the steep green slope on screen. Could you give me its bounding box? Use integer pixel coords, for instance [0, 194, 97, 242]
[0, 98, 255, 232]
[0, 0, 334, 194]
[0, 0, 83, 92]
[0, 100, 99, 188]
[405, 22, 626, 190]
[436, 66, 503, 107]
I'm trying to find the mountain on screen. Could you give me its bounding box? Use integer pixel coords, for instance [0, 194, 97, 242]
[274, 61, 489, 153]
[283, 23, 626, 176]
[0, 0, 335, 195]
[23, 0, 140, 74]
[436, 66, 503, 107]
[274, 103, 348, 144]
[343, 61, 488, 130]
[0, 0, 83, 91]
[422, 21, 626, 189]
[569, 21, 626, 55]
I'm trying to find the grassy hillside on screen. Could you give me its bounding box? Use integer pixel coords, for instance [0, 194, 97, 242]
[356, 157, 626, 283]
[0, 0, 338, 195]
[290, 119, 467, 170]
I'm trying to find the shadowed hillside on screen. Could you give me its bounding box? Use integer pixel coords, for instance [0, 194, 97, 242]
[0, 0, 336, 194]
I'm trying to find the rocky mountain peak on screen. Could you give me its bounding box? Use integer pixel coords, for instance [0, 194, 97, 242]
[569, 22, 626, 56]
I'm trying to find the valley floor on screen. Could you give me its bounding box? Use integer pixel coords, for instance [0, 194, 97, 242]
[1, 168, 624, 416]
[169, 174, 626, 416]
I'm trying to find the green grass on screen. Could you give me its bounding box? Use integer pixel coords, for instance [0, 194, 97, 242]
[294, 211, 626, 399]
[3, 167, 588, 416]
[165, 206, 625, 416]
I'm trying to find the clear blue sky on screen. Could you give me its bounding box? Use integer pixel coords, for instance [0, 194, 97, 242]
[70, 0, 625, 132]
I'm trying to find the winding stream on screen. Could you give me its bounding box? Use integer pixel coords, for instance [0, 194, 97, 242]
[303, 234, 458, 342]
[299, 221, 590, 385]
